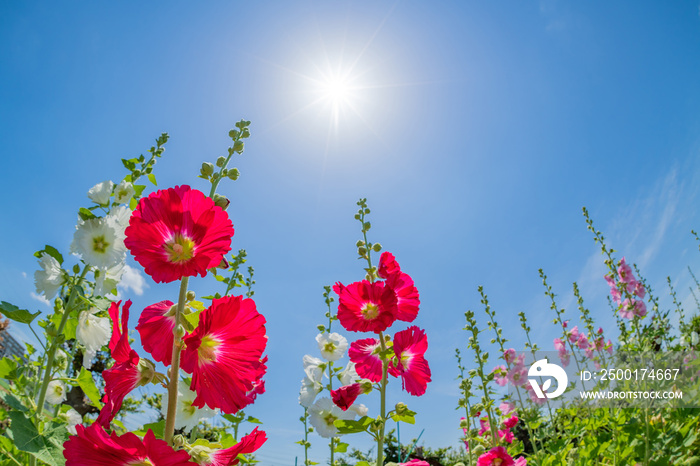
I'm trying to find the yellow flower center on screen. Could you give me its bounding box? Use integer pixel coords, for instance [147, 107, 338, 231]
[198, 335, 220, 364]
[361, 302, 379, 320]
[323, 412, 338, 427]
[493, 460, 503, 466]
[92, 235, 109, 253]
[127, 460, 153, 466]
[323, 342, 337, 353]
[164, 234, 196, 263]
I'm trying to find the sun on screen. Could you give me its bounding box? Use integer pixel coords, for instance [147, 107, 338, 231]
[320, 74, 353, 106]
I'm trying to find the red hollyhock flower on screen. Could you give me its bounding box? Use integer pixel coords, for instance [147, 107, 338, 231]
[137, 300, 176, 365]
[331, 383, 362, 411]
[125, 185, 234, 283]
[348, 338, 383, 382]
[377, 252, 420, 322]
[477, 446, 515, 466]
[64, 423, 194, 466]
[181, 295, 267, 414]
[389, 326, 431, 396]
[336, 280, 398, 333]
[205, 427, 267, 466]
[97, 300, 154, 428]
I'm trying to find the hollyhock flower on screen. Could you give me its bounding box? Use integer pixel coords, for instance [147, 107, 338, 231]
[503, 348, 517, 365]
[498, 429, 514, 444]
[335, 280, 398, 333]
[316, 332, 349, 361]
[389, 326, 431, 396]
[617, 257, 634, 283]
[137, 300, 177, 365]
[87, 180, 114, 206]
[348, 403, 368, 417]
[299, 376, 322, 408]
[161, 385, 216, 431]
[339, 361, 360, 385]
[584, 348, 594, 359]
[308, 397, 355, 438]
[606, 339, 613, 355]
[377, 251, 401, 279]
[76, 308, 111, 368]
[108, 205, 133, 232]
[348, 338, 383, 382]
[399, 461, 430, 466]
[499, 401, 515, 416]
[525, 384, 547, 406]
[93, 261, 125, 296]
[200, 427, 267, 466]
[97, 300, 155, 428]
[477, 446, 514, 466]
[633, 281, 646, 299]
[331, 383, 362, 411]
[181, 295, 267, 414]
[503, 415, 518, 429]
[34, 253, 65, 300]
[303, 355, 326, 382]
[64, 408, 82, 435]
[377, 252, 420, 322]
[514, 458, 528, 466]
[633, 300, 647, 318]
[692, 332, 700, 346]
[71, 217, 126, 269]
[63, 423, 193, 466]
[241, 357, 267, 406]
[577, 333, 590, 351]
[125, 185, 234, 283]
[114, 180, 136, 205]
[568, 326, 580, 344]
[605, 275, 621, 304]
[46, 380, 67, 404]
[507, 364, 528, 386]
[478, 418, 490, 436]
[492, 365, 508, 387]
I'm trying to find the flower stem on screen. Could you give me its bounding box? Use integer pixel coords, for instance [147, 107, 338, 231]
[376, 331, 388, 466]
[164, 276, 189, 445]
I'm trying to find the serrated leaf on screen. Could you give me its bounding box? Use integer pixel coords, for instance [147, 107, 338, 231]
[77, 367, 103, 408]
[0, 301, 41, 325]
[0, 390, 27, 411]
[148, 174, 157, 186]
[8, 411, 65, 466]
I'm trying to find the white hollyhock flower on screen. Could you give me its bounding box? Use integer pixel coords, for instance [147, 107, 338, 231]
[161, 386, 216, 431]
[316, 332, 348, 361]
[107, 205, 132, 233]
[94, 261, 125, 297]
[76, 309, 111, 368]
[114, 180, 136, 205]
[308, 397, 355, 438]
[46, 380, 67, 405]
[692, 332, 700, 347]
[303, 355, 325, 382]
[348, 403, 368, 417]
[65, 408, 82, 435]
[339, 361, 360, 386]
[34, 253, 65, 300]
[71, 217, 126, 269]
[87, 180, 114, 206]
[299, 376, 322, 408]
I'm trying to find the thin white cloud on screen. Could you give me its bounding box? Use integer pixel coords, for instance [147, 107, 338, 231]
[30, 292, 50, 307]
[21, 271, 27, 279]
[117, 265, 147, 296]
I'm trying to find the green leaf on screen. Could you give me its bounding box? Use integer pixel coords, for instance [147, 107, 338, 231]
[142, 420, 165, 438]
[0, 302, 41, 325]
[129, 197, 138, 210]
[334, 416, 373, 434]
[185, 309, 202, 330]
[8, 411, 66, 466]
[134, 185, 146, 197]
[78, 207, 97, 220]
[334, 441, 348, 453]
[0, 391, 27, 412]
[0, 357, 18, 380]
[245, 415, 262, 424]
[33, 245, 64, 265]
[148, 174, 157, 186]
[77, 367, 103, 408]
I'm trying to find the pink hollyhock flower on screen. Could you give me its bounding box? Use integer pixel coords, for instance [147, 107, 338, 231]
[331, 383, 362, 411]
[399, 461, 430, 466]
[633, 300, 647, 318]
[63, 423, 193, 465]
[503, 415, 518, 429]
[584, 348, 594, 359]
[478, 418, 490, 436]
[605, 275, 621, 304]
[181, 295, 267, 414]
[598, 327, 604, 334]
[125, 185, 234, 283]
[568, 326, 580, 344]
[503, 348, 517, 365]
[477, 446, 514, 466]
[577, 333, 590, 351]
[619, 299, 635, 319]
[385, 271, 421, 323]
[514, 458, 527, 466]
[389, 326, 431, 396]
[97, 300, 154, 428]
[617, 257, 634, 283]
[137, 300, 177, 365]
[499, 429, 514, 444]
[554, 337, 565, 352]
[606, 339, 613, 355]
[204, 427, 267, 466]
[562, 320, 568, 328]
[633, 281, 646, 299]
[499, 401, 515, 416]
[507, 364, 528, 386]
[335, 280, 398, 333]
[493, 365, 508, 386]
[377, 251, 401, 279]
[348, 338, 383, 382]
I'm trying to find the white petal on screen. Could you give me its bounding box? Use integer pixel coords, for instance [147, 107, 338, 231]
[87, 180, 114, 206]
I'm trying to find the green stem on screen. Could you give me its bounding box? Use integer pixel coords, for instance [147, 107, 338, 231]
[209, 150, 237, 199]
[376, 331, 388, 466]
[164, 276, 190, 445]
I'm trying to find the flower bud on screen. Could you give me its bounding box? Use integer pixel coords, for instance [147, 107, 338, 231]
[172, 435, 185, 449]
[233, 140, 244, 153]
[186, 290, 196, 301]
[459, 418, 469, 429]
[174, 325, 187, 339]
[229, 129, 240, 139]
[216, 156, 226, 167]
[473, 444, 485, 455]
[136, 359, 157, 386]
[217, 257, 230, 269]
[356, 240, 365, 247]
[228, 168, 240, 180]
[372, 243, 382, 252]
[395, 402, 408, 415]
[200, 162, 215, 177]
[213, 194, 230, 211]
[360, 380, 373, 394]
[358, 247, 367, 257]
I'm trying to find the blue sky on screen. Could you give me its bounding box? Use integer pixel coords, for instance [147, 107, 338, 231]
[2, 1, 700, 464]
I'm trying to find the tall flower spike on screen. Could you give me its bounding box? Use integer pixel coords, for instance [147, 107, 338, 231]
[336, 280, 398, 333]
[180, 295, 267, 414]
[389, 326, 431, 396]
[125, 185, 234, 283]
